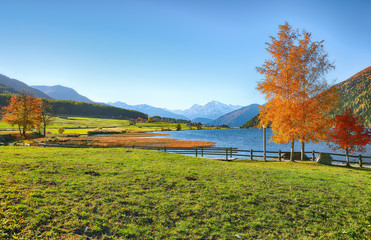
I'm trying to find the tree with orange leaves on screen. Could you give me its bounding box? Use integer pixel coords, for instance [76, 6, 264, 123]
[2, 93, 42, 137]
[329, 109, 370, 166]
[257, 22, 338, 161]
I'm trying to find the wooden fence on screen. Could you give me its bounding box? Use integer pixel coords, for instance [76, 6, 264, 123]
[13, 142, 371, 168]
[149, 146, 371, 167]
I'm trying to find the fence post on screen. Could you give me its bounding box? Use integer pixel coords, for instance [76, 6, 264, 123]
[250, 149, 253, 161]
[263, 126, 267, 162]
[230, 147, 233, 158]
[278, 150, 281, 161]
[195, 148, 198, 157]
[201, 147, 204, 157]
[226, 148, 229, 161]
[312, 151, 315, 161]
[359, 155, 363, 168]
[164, 146, 167, 152]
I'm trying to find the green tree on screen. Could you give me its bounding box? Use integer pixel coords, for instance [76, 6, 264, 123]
[40, 100, 55, 137]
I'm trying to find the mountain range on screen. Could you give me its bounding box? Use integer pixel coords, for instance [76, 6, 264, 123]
[0, 73, 254, 125]
[211, 104, 261, 127]
[32, 85, 94, 103]
[107, 102, 188, 120]
[107, 100, 252, 126]
[0, 74, 50, 98]
[170, 101, 242, 120]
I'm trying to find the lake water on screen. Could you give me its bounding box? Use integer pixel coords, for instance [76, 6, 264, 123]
[154, 128, 371, 156]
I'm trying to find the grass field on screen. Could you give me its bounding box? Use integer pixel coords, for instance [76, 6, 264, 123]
[0, 146, 370, 239]
[0, 116, 219, 135]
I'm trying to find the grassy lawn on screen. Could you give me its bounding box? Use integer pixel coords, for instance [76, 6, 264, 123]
[0, 147, 370, 239]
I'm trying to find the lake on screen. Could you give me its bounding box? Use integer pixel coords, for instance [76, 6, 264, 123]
[154, 128, 371, 156]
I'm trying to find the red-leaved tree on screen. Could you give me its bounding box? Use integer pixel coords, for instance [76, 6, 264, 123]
[329, 109, 370, 166]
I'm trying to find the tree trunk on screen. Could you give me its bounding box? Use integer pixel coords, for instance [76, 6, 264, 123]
[301, 141, 305, 160]
[290, 140, 295, 162]
[43, 123, 47, 137]
[346, 147, 350, 167]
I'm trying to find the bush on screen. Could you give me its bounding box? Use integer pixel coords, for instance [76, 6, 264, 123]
[58, 127, 65, 134]
[176, 123, 181, 131]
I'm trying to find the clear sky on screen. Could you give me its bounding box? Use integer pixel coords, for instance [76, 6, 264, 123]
[0, 0, 370, 109]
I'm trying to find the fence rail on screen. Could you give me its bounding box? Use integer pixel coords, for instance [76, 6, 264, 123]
[13, 142, 371, 168]
[150, 146, 371, 167]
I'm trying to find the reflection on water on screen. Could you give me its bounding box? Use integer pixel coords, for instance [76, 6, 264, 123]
[154, 128, 371, 156]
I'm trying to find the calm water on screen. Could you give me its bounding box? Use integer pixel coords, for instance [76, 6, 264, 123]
[154, 128, 371, 156]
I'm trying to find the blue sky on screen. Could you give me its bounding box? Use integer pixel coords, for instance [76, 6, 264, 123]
[0, 0, 370, 109]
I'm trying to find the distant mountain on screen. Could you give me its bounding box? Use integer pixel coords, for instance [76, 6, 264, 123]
[211, 104, 261, 127]
[0, 74, 50, 98]
[32, 85, 94, 103]
[171, 100, 242, 120]
[333, 66, 370, 126]
[107, 101, 189, 120]
[192, 117, 213, 125]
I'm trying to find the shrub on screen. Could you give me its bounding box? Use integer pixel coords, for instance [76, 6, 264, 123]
[176, 123, 181, 131]
[58, 127, 65, 134]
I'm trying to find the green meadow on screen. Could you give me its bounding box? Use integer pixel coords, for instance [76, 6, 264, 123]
[0, 116, 219, 135]
[0, 146, 370, 239]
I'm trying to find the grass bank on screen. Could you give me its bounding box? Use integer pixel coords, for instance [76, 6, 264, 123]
[0, 147, 370, 239]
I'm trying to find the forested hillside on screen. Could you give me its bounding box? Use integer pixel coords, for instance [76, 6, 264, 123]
[0, 94, 147, 120]
[334, 66, 370, 126]
[242, 66, 371, 128]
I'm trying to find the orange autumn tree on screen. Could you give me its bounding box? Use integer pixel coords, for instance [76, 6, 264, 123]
[257, 22, 338, 161]
[329, 109, 370, 166]
[2, 93, 42, 136]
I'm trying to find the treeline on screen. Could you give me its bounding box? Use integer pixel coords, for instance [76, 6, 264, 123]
[149, 116, 191, 124]
[241, 114, 260, 128]
[241, 114, 272, 128]
[0, 94, 147, 120]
